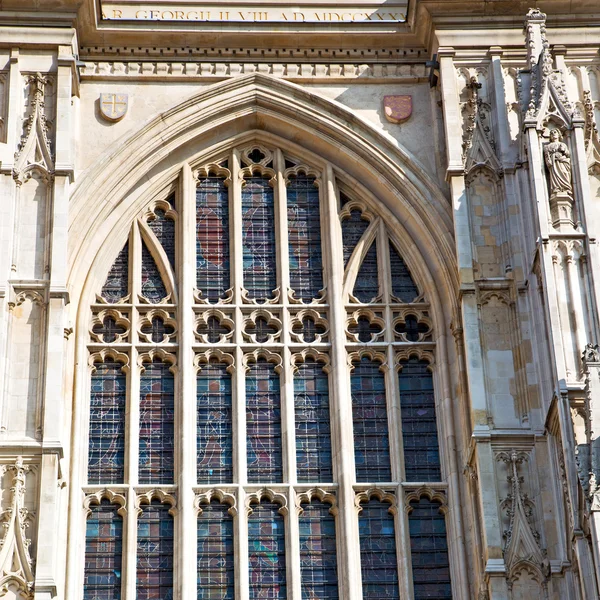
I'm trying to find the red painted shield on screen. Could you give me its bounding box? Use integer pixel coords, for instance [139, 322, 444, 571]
[383, 95, 412, 123]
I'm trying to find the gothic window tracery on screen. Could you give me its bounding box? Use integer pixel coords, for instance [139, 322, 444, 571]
[84, 142, 451, 599]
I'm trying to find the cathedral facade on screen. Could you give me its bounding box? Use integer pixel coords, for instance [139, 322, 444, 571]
[1, 1, 600, 599]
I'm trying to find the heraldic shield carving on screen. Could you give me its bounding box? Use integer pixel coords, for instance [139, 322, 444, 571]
[99, 93, 128, 122]
[383, 95, 412, 123]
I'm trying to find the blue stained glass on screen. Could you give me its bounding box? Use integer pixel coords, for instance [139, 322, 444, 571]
[88, 361, 126, 484]
[141, 243, 167, 303]
[409, 499, 452, 600]
[299, 501, 338, 600]
[287, 176, 324, 302]
[139, 359, 175, 484]
[149, 209, 176, 269]
[137, 500, 174, 600]
[242, 177, 277, 301]
[248, 502, 287, 599]
[399, 359, 441, 482]
[389, 242, 418, 302]
[351, 357, 392, 483]
[198, 501, 235, 600]
[295, 361, 333, 483]
[196, 177, 230, 302]
[353, 241, 379, 303]
[341, 207, 370, 267]
[359, 500, 400, 600]
[101, 243, 129, 303]
[197, 361, 233, 484]
[84, 500, 123, 600]
[246, 359, 282, 483]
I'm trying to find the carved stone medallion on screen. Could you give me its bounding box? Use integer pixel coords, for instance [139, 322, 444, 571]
[383, 95, 412, 123]
[99, 93, 128, 122]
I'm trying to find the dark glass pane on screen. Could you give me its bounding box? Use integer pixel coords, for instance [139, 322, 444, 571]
[141, 317, 175, 343]
[399, 359, 441, 482]
[242, 177, 277, 301]
[348, 316, 382, 343]
[196, 177, 230, 302]
[141, 243, 168, 303]
[246, 359, 282, 483]
[197, 362, 233, 484]
[353, 241, 379, 303]
[389, 242, 418, 302]
[149, 209, 176, 269]
[295, 361, 333, 483]
[92, 317, 126, 343]
[359, 501, 399, 600]
[341, 208, 370, 268]
[88, 361, 126, 484]
[84, 500, 123, 600]
[351, 357, 391, 482]
[139, 359, 175, 484]
[198, 501, 235, 600]
[137, 501, 174, 600]
[288, 176, 324, 302]
[101, 243, 129, 303]
[248, 502, 286, 599]
[299, 501, 338, 600]
[409, 499, 452, 600]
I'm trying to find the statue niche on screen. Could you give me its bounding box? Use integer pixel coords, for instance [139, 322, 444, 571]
[543, 129, 575, 230]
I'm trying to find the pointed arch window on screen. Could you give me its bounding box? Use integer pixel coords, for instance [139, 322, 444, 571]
[85, 142, 453, 599]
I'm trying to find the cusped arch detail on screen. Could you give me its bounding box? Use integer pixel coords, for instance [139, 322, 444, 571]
[68, 74, 457, 328]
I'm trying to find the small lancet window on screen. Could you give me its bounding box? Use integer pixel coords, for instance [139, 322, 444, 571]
[353, 241, 379, 303]
[197, 360, 233, 484]
[101, 242, 129, 303]
[242, 176, 277, 300]
[196, 174, 230, 302]
[389, 242, 419, 302]
[141, 242, 168, 303]
[148, 208, 176, 269]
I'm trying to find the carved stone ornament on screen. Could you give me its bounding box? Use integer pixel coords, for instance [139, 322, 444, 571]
[99, 93, 128, 122]
[13, 73, 54, 184]
[583, 343, 600, 364]
[543, 129, 575, 230]
[0, 458, 35, 599]
[383, 95, 412, 124]
[497, 451, 548, 583]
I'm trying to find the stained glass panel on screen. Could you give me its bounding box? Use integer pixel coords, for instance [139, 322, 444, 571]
[149, 209, 176, 269]
[197, 361, 233, 484]
[351, 357, 392, 482]
[196, 177, 230, 302]
[341, 208, 369, 267]
[299, 501, 338, 600]
[84, 500, 123, 600]
[353, 241, 379, 303]
[399, 359, 441, 482]
[141, 243, 168, 303]
[242, 177, 277, 301]
[409, 499, 452, 600]
[139, 359, 175, 484]
[358, 501, 400, 600]
[137, 500, 174, 600]
[246, 359, 282, 483]
[295, 361, 333, 483]
[198, 501, 235, 600]
[389, 242, 418, 302]
[101, 242, 129, 303]
[248, 502, 287, 599]
[88, 361, 126, 484]
[288, 176, 324, 302]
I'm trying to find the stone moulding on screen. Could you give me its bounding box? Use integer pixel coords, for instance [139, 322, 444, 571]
[78, 61, 429, 82]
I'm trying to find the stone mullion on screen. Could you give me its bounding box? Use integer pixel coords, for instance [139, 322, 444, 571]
[323, 164, 362, 600]
[395, 491, 414, 599]
[179, 163, 197, 600]
[231, 149, 250, 600]
[125, 487, 139, 600]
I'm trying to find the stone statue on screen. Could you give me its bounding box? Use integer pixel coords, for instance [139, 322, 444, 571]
[543, 129, 574, 229]
[543, 129, 573, 198]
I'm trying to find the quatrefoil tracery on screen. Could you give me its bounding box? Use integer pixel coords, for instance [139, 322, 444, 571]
[346, 310, 385, 343]
[195, 310, 234, 344]
[90, 310, 130, 344]
[290, 310, 329, 343]
[393, 312, 432, 342]
[138, 309, 177, 343]
[243, 311, 282, 343]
